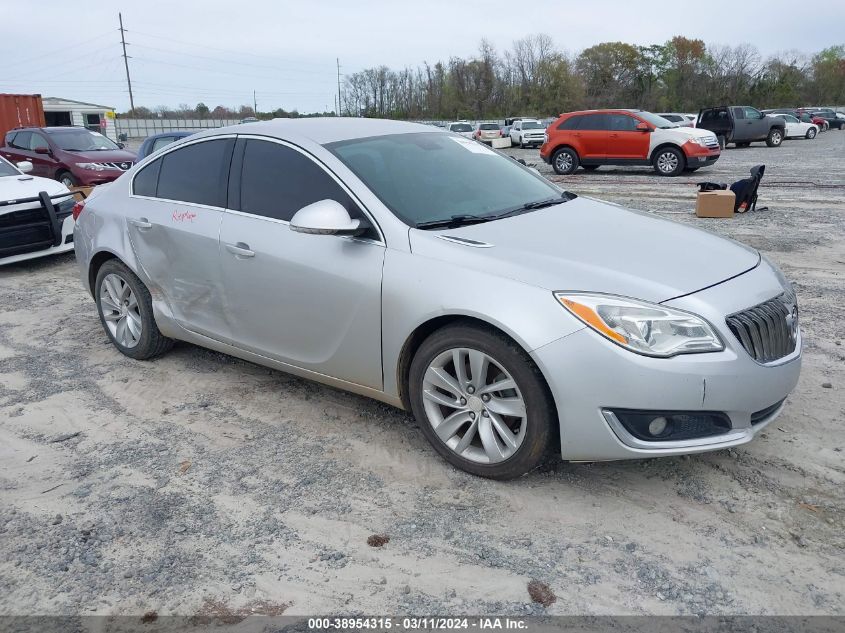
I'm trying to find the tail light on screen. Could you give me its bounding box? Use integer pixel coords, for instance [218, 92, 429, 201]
[72, 200, 85, 221]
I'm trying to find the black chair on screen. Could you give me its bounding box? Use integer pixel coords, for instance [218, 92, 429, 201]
[730, 165, 767, 212]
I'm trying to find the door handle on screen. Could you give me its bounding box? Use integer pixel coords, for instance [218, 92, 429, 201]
[128, 217, 152, 229]
[225, 242, 255, 258]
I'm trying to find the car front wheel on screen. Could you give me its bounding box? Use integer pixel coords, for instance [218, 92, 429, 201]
[409, 323, 554, 480]
[551, 147, 579, 175]
[95, 259, 174, 360]
[57, 171, 78, 188]
[653, 147, 685, 176]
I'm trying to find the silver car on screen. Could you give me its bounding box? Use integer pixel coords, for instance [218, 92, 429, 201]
[74, 119, 801, 479]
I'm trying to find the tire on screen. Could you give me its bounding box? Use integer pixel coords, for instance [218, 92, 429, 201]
[806, 127, 817, 139]
[95, 259, 174, 360]
[551, 147, 579, 175]
[822, 122, 829, 132]
[56, 171, 78, 188]
[765, 128, 784, 147]
[519, 137, 525, 149]
[582, 165, 599, 171]
[652, 146, 685, 177]
[408, 322, 555, 480]
[717, 135, 726, 150]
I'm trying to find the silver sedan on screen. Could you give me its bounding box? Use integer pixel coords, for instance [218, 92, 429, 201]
[74, 118, 801, 479]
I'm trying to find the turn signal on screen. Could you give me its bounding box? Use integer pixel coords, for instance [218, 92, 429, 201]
[72, 200, 85, 221]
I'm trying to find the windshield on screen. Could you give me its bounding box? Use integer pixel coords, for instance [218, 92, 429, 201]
[479, 124, 499, 130]
[636, 111, 677, 129]
[46, 128, 120, 151]
[0, 157, 19, 177]
[520, 121, 544, 129]
[328, 132, 564, 227]
[449, 124, 473, 132]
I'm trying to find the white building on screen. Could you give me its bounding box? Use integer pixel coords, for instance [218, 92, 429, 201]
[41, 97, 118, 142]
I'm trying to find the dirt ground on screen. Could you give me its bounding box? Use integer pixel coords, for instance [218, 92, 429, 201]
[1, 129, 843, 617]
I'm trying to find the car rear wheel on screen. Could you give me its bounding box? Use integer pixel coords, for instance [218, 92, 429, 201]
[766, 128, 783, 147]
[551, 147, 579, 175]
[57, 171, 78, 188]
[806, 127, 817, 139]
[409, 323, 554, 480]
[653, 147, 685, 177]
[716, 135, 726, 150]
[95, 260, 174, 360]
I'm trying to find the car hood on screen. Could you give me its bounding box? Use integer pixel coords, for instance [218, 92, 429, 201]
[408, 196, 760, 303]
[61, 149, 137, 163]
[665, 126, 717, 141]
[0, 174, 71, 214]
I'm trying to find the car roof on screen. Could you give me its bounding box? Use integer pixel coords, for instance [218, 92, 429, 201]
[197, 117, 438, 145]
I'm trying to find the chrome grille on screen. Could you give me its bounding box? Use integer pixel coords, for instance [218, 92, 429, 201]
[94, 161, 134, 171]
[703, 137, 720, 149]
[726, 291, 798, 363]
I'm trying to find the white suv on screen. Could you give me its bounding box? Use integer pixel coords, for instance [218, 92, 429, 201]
[0, 156, 76, 265]
[510, 119, 546, 148]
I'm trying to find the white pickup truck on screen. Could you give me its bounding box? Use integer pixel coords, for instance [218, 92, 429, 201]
[509, 119, 546, 148]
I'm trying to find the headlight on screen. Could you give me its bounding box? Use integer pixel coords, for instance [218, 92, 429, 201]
[77, 162, 109, 171]
[692, 137, 710, 147]
[555, 292, 724, 357]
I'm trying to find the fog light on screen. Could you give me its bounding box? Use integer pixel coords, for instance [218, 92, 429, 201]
[648, 416, 668, 436]
[607, 409, 732, 442]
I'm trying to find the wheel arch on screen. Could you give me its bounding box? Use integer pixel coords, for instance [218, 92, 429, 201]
[649, 142, 685, 163]
[395, 314, 554, 414]
[88, 250, 121, 294]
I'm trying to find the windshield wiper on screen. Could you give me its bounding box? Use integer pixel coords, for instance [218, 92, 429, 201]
[492, 193, 575, 220]
[416, 214, 494, 230]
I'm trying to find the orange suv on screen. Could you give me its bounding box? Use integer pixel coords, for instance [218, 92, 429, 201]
[540, 109, 721, 177]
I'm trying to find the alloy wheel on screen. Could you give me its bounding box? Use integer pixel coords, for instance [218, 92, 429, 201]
[60, 176, 74, 187]
[657, 151, 679, 174]
[555, 152, 573, 172]
[421, 347, 527, 464]
[100, 273, 142, 348]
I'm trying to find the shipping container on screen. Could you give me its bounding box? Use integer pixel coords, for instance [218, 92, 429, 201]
[0, 94, 46, 141]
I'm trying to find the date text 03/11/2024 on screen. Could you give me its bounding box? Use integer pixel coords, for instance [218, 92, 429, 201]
[307, 617, 529, 630]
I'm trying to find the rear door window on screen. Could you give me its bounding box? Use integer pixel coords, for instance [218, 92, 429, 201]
[733, 107, 746, 120]
[10, 132, 31, 149]
[578, 114, 609, 130]
[156, 138, 234, 207]
[29, 133, 50, 151]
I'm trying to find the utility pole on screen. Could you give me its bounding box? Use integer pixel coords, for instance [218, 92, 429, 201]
[336, 58, 342, 116]
[253, 90, 257, 116]
[118, 13, 135, 113]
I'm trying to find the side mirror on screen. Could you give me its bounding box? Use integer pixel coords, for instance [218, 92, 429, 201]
[34, 146, 51, 155]
[290, 199, 362, 236]
[635, 122, 650, 132]
[16, 160, 33, 173]
[117, 142, 125, 149]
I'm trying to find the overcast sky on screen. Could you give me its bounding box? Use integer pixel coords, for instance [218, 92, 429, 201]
[4, 0, 843, 113]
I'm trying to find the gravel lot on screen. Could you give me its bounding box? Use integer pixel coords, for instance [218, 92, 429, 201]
[1, 130, 843, 617]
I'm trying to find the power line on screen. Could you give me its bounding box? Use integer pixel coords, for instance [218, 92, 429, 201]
[119, 13, 135, 112]
[128, 28, 336, 70]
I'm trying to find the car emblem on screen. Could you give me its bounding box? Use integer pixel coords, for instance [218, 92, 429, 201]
[120, 162, 130, 170]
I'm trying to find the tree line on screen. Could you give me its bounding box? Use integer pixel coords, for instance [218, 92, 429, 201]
[340, 35, 845, 120]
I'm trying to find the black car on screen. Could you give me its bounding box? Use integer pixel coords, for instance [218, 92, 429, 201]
[136, 131, 195, 160]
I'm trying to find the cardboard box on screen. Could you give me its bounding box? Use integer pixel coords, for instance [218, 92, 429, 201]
[70, 185, 94, 200]
[695, 190, 735, 218]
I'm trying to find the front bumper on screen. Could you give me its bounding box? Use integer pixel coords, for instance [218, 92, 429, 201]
[73, 169, 124, 186]
[682, 141, 720, 167]
[530, 264, 801, 460]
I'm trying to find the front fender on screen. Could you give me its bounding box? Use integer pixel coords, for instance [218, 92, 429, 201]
[380, 248, 584, 401]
